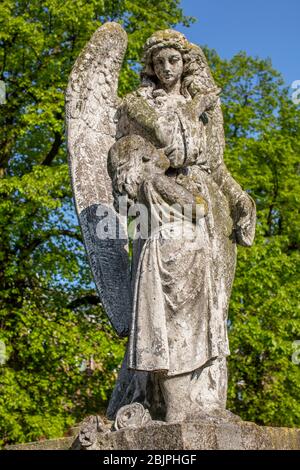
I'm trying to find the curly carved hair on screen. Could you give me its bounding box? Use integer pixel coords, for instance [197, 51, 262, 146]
[141, 29, 216, 98]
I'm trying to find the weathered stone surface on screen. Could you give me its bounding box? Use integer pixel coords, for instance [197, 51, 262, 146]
[5, 425, 79, 450]
[7, 421, 300, 450]
[72, 420, 300, 450]
[66, 23, 257, 426]
[66, 22, 132, 338]
[6, 436, 74, 451]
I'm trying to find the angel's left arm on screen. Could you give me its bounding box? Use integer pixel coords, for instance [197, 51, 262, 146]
[212, 162, 256, 246]
[202, 99, 256, 246]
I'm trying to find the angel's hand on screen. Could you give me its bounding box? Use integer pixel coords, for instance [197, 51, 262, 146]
[175, 173, 191, 188]
[235, 192, 253, 219]
[163, 142, 185, 168]
[164, 142, 178, 159]
[176, 174, 208, 216]
[190, 87, 221, 118]
[176, 173, 200, 193]
[234, 192, 256, 246]
[122, 172, 140, 200]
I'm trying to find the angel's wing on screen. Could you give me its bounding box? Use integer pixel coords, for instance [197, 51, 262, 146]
[189, 44, 226, 171]
[193, 45, 256, 244]
[66, 22, 132, 337]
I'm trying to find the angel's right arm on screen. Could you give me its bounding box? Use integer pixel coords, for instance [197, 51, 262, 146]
[149, 175, 207, 221]
[121, 94, 172, 148]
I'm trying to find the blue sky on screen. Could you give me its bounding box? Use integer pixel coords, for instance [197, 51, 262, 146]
[177, 0, 299, 86]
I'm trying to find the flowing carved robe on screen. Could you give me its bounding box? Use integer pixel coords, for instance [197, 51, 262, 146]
[107, 86, 256, 418]
[128, 178, 230, 376]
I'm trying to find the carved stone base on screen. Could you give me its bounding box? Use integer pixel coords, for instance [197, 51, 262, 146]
[71, 420, 300, 450]
[6, 420, 300, 450]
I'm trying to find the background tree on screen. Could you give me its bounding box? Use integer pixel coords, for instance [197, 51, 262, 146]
[0, 0, 299, 447]
[204, 49, 300, 426]
[0, 0, 193, 446]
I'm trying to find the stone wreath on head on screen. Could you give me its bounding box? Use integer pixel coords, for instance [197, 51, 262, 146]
[140, 29, 216, 98]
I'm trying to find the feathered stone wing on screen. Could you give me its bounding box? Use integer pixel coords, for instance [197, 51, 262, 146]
[66, 22, 132, 337]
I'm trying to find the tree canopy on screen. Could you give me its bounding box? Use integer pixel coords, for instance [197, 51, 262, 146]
[204, 48, 300, 426]
[0, 0, 299, 446]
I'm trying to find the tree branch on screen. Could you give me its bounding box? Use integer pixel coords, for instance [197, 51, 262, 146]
[68, 295, 100, 309]
[41, 131, 63, 166]
[266, 164, 279, 236]
[18, 229, 83, 259]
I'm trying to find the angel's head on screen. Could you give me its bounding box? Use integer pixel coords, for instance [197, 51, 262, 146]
[141, 29, 215, 98]
[151, 47, 183, 92]
[108, 135, 169, 203]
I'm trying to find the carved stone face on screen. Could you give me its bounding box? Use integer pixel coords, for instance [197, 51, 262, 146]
[152, 47, 183, 89]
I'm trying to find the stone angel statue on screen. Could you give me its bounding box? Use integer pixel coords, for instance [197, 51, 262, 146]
[66, 23, 256, 424]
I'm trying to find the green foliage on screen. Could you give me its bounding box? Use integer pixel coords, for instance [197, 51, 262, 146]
[0, 0, 192, 446]
[205, 49, 300, 426]
[0, 0, 299, 446]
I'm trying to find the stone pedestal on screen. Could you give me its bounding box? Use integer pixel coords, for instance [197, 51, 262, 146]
[6, 420, 300, 451]
[71, 420, 300, 451]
